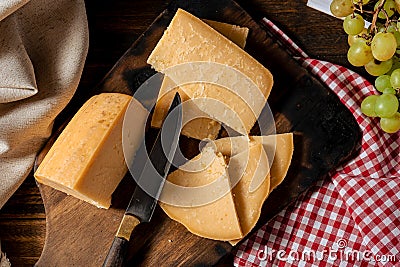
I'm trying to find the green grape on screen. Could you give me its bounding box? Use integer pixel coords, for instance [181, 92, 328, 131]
[365, 59, 393, 76]
[343, 14, 365, 35]
[391, 30, 400, 47]
[348, 29, 368, 46]
[387, 25, 395, 33]
[384, 0, 396, 17]
[330, 0, 354, 17]
[375, 93, 399, 117]
[390, 68, 400, 88]
[387, 56, 400, 75]
[371, 32, 397, 61]
[375, 0, 396, 19]
[383, 87, 397, 94]
[361, 95, 379, 117]
[378, 26, 386, 33]
[380, 112, 400, 133]
[348, 42, 374, 66]
[375, 75, 392, 92]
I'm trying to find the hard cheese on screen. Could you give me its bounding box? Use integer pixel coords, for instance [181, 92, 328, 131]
[147, 9, 273, 135]
[228, 143, 270, 245]
[151, 20, 249, 140]
[34, 93, 148, 209]
[160, 139, 282, 243]
[252, 134, 294, 191]
[160, 147, 243, 241]
[208, 133, 294, 192]
[203, 20, 249, 48]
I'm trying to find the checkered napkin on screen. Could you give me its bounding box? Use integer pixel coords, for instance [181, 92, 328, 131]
[234, 18, 400, 267]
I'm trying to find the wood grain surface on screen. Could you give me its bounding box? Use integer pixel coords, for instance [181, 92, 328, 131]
[0, 0, 368, 266]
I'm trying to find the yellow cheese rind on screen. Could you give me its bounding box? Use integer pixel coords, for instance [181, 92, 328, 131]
[147, 9, 273, 135]
[228, 144, 270, 245]
[34, 93, 147, 209]
[151, 20, 249, 140]
[160, 149, 243, 241]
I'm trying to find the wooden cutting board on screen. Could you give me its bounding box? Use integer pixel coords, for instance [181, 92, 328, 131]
[33, 0, 362, 266]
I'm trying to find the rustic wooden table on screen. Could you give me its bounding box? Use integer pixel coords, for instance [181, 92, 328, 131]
[0, 0, 364, 266]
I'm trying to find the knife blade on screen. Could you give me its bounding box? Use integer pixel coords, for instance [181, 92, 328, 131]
[102, 92, 182, 267]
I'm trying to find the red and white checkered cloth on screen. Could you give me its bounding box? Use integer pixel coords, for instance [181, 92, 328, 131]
[234, 18, 400, 267]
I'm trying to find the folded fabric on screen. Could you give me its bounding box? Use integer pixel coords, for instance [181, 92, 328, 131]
[0, 0, 89, 209]
[235, 18, 399, 267]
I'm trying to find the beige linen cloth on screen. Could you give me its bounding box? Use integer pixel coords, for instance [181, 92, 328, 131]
[0, 0, 88, 209]
[0, 0, 88, 264]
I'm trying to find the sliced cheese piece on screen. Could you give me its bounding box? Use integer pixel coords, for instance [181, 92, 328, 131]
[151, 20, 249, 140]
[227, 144, 270, 245]
[147, 9, 273, 135]
[151, 77, 221, 140]
[34, 93, 148, 209]
[160, 147, 243, 241]
[207, 135, 253, 156]
[207, 133, 294, 192]
[252, 134, 294, 191]
[203, 20, 249, 48]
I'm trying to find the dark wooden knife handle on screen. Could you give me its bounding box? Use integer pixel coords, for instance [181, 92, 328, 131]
[102, 237, 129, 267]
[103, 214, 141, 267]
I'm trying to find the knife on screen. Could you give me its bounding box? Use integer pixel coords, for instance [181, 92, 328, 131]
[102, 92, 182, 267]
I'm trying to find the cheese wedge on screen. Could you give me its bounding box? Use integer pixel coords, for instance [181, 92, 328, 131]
[160, 147, 243, 241]
[151, 20, 249, 140]
[34, 93, 148, 209]
[203, 20, 249, 48]
[147, 9, 273, 135]
[227, 144, 270, 245]
[207, 133, 294, 192]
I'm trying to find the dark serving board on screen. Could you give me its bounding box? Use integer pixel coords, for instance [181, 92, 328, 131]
[33, 0, 362, 266]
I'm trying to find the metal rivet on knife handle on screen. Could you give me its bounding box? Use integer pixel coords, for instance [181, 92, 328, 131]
[116, 214, 141, 241]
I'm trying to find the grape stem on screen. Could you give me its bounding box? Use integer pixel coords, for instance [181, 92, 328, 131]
[353, 8, 375, 14]
[370, 0, 387, 33]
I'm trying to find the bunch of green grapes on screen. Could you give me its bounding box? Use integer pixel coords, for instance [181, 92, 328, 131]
[330, 0, 400, 133]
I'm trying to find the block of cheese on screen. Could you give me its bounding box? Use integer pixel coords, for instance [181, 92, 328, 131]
[207, 133, 294, 192]
[227, 143, 270, 245]
[147, 9, 273, 135]
[151, 20, 249, 140]
[34, 93, 148, 209]
[160, 147, 243, 241]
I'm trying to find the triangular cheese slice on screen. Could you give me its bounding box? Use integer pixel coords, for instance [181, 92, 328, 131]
[147, 9, 273, 135]
[252, 134, 293, 191]
[151, 77, 221, 140]
[207, 135, 252, 156]
[227, 144, 270, 245]
[208, 133, 294, 192]
[160, 147, 243, 241]
[151, 20, 249, 140]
